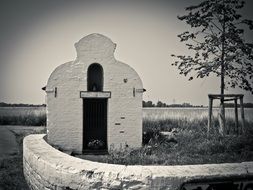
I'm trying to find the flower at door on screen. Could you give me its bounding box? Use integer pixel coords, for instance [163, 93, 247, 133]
[87, 139, 104, 149]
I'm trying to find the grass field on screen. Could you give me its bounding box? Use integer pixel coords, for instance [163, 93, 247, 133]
[143, 107, 253, 122]
[0, 106, 253, 166]
[0, 107, 46, 126]
[78, 116, 253, 165]
[0, 106, 252, 126]
[0, 107, 45, 117]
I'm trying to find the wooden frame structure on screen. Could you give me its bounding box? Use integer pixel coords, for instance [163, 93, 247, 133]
[208, 94, 245, 136]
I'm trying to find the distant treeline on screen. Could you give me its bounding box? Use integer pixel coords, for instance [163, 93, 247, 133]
[0, 102, 46, 107]
[224, 103, 253, 108]
[143, 100, 253, 108]
[142, 100, 204, 108]
[1, 101, 252, 108]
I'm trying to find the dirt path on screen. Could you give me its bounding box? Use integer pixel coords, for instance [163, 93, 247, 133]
[0, 126, 45, 189]
[0, 126, 19, 157]
[0, 125, 45, 158]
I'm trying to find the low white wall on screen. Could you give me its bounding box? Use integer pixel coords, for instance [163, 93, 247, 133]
[23, 134, 253, 190]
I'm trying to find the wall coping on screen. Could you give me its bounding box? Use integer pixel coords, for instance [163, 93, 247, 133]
[23, 134, 253, 189]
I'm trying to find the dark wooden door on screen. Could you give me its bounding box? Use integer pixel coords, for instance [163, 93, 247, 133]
[83, 98, 107, 151]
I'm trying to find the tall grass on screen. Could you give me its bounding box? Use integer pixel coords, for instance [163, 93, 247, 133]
[143, 107, 253, 122]
[94, 117, 253, 165]
[0, 107, 46, 126]
[1, 106, 253, 165]
[0, 113, 46, 126]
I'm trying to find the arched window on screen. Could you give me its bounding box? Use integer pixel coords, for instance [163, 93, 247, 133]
[87, 63, 103, 91]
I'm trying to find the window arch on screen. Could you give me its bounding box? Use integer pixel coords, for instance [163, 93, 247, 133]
[87, 63, 103, 91]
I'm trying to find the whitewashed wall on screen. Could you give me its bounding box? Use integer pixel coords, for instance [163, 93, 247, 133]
[46, 34, 143, 153]
[24, 134, 253, 190]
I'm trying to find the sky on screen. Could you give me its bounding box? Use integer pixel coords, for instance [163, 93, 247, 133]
[0, 0, 252, 106]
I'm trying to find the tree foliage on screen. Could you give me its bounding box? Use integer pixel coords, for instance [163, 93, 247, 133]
[171, 0, 253, 93]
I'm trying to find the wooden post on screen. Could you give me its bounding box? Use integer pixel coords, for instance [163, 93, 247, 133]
[239, 96, 245, 134]
[208, 97, 213, 136]
[208, 94, 244, 136]
[234, 98, 238, 135]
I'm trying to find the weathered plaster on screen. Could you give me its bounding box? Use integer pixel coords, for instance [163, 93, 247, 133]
[24, 134, 253, 190]
[46, 34, 143, 153]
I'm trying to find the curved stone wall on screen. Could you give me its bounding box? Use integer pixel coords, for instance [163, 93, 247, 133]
[23, 134, 253, 190]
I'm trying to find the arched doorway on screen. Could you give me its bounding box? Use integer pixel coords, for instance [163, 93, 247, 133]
[83, 63, 107, 153]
